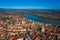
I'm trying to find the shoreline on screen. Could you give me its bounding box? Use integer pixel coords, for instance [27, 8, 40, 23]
[27, 13, 60, 22]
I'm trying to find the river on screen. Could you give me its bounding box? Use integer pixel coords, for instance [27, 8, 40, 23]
[24, 13, 60, 25]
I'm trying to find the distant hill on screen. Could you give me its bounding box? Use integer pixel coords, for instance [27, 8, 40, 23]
[0, 8, 60, 14]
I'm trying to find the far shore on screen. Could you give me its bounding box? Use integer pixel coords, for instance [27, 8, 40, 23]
[27, 13, 60, 22]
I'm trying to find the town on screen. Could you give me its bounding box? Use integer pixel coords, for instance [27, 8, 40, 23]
[0, 14, 60, 40]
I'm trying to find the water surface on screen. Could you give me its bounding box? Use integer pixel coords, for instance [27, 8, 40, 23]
[24, 13, 60, 25]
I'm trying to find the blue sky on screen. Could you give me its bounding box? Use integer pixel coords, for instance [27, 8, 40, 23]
[0, 0, 60, 9]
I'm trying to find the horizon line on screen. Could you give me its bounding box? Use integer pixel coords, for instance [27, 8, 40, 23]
[0, 6, 60, 10]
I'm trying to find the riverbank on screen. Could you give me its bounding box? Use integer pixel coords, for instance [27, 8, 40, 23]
[27, 13, 60, 22]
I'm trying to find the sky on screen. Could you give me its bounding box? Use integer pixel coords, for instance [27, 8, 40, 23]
[0, 0, 60, 9]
